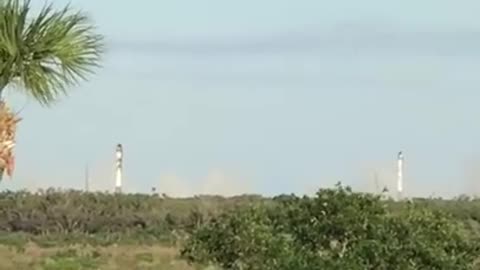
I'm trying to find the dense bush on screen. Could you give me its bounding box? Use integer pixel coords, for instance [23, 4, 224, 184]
[0, 189, 264, 244]
[1, 186, 480, 269]
[181, 186, 480, 269]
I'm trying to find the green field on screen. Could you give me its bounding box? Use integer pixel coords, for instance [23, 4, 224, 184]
[0, 243, 191, 270]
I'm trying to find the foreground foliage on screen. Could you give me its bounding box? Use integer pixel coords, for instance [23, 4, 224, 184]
[0, 0, 103, 180]
[0, 0, 103, 104]
[181, 186, 480, 269]
[1, 187, 480, 268]
[0, 102, 19, 179]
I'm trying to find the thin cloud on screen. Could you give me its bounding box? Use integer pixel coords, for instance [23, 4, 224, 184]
[108, 28, 480, 55]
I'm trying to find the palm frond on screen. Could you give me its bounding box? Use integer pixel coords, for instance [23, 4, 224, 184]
[0, 0, 104, 106]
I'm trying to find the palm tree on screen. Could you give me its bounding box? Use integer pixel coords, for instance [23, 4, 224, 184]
[0, 0, 104, 179]
[0, 0, 103, 103]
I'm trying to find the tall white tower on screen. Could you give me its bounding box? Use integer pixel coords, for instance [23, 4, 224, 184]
[397, 151, 404, 200]
[115, 144, 123, 194]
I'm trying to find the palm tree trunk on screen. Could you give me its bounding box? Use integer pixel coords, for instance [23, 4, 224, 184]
[0, 83, 6, 181]
[0, 84, 17, 182]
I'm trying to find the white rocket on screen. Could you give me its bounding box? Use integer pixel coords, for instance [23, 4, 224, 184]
[115, 144, 123, 193]
[397, 151, 404, 200]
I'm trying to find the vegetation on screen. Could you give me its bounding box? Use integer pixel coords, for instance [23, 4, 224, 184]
[0, 0, 103, 179]
[0, 189, 264, 246]
[182, 186, 480, 269]
[0, 187, 479, 268]
[0, 243, 193, 270]
[0, 0, 103, 104]
[3, 0, 475, 269]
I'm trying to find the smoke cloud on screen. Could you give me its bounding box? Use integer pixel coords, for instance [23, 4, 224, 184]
[156, 169, 254, 198]
[462, 156, 480, 197]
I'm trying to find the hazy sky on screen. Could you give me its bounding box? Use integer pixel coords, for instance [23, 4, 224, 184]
[3, 0, 480, 197]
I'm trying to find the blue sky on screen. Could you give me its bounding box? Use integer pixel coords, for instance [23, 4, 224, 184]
[3, 0, 480, 197]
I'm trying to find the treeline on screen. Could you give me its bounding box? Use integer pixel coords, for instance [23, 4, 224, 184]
[0, 189, 266, 244]
[0, 188, 479, 244]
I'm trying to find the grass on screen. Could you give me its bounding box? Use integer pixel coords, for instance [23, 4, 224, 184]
[0, 243, 194, 270]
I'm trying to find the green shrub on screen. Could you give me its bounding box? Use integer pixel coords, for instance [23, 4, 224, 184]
[181, 186, 480, 269]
